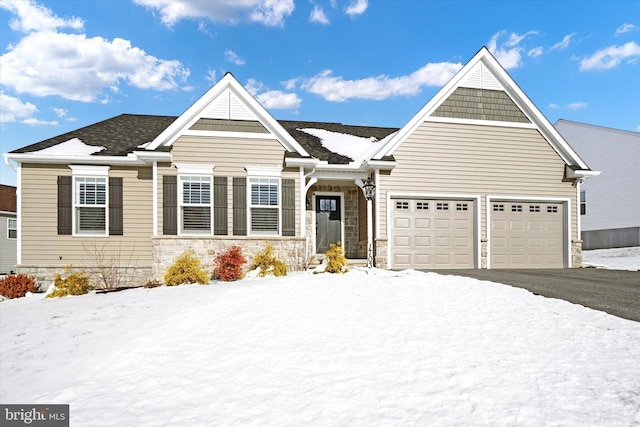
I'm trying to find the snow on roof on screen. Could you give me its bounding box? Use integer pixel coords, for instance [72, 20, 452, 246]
[297, 128, 397, 164]
[30, 138, 106, 156]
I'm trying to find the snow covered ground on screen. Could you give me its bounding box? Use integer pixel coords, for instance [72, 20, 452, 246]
[582, 246, 640, 271]
[2, 265, 639, 426]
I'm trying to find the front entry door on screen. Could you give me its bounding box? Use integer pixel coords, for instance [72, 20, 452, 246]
[316, 195, 341, 253]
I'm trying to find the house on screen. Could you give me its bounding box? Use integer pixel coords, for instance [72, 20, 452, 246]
[3, 47, 597, 287]
[0, 185, 17, 275]
[555, 120, 639, 249]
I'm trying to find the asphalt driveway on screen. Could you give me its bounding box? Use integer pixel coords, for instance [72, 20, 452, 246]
[423, 269, 640, 322]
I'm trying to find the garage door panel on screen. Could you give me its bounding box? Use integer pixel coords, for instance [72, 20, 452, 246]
[391, 198, 475, 269]
[491, 202, 564, 268]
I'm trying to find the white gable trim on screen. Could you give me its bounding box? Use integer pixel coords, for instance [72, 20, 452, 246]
[373, 47, 590, 170]
[145, 73, 309, 156]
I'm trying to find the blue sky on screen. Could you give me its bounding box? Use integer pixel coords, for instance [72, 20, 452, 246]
[1, 0, 639, 186]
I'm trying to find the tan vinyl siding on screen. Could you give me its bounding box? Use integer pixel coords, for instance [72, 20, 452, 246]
[379, 122, 577, 240]
[20, 164, 153, 267]
[158, 136, 300, 236]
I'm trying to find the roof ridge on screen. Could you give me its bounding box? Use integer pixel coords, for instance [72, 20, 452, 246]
[556, 119, 640, 136]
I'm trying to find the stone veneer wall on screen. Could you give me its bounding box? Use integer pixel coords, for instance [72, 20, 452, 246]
[374, 238, 388, 269]
[571, 239, 583, 268]
[308, 184, 361, 258]
[152, 236, 308, 281]
[17, 264, 153, 291]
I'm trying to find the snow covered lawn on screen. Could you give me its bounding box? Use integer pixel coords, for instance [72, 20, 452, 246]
[2, 268, 640, 426]
[583, 246, 640, 271]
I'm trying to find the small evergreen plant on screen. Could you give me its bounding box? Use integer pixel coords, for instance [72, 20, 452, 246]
[325, 242, 348, 274]
[0, 274, 37, 299]
[213, 246, 247, 282]
[250, 245, 288, 277]
[164, 250, 210, 286]
[47, 267, 93, 298]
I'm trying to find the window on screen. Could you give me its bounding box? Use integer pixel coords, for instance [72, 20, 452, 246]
[75, 176, 107, 235]
[456, 203, 468, 211]
[580, 191, 586, 215]
[529, 205, 541, 213]
[180, 175, 212, 234]
[547, 206, 558, 213]
[493, 204, 505, 212]
[416, 202, 429, 210]
[396, 201, 409, 210]
[7, 218, 17, 239]
[436, 202, 449, 211]
[250, 177, 279, 234]
[511, 205, 523, 212]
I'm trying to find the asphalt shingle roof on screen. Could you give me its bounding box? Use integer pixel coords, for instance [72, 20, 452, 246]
[11, 114, 399, 164]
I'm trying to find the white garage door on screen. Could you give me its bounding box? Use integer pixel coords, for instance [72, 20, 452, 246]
[490, 202, 564, 268]
[391, 199, 475, 269]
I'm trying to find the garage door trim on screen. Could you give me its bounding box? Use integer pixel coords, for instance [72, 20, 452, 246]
[387, 192, 482, 269]
[486, 195, 571, 269]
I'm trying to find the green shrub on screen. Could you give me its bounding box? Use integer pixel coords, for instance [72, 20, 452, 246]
[47, 268, 93, 298]
[164, 250, 210, 286]
[0, 274, 37, 299]
[325, 242, 348, 274]
[213, 246, 247, 282]
[250, 245, 287, 277]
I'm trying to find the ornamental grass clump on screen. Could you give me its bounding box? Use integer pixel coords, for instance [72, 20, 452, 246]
[324, 242, 349, 274]
[0, 274, 37, 299]
[164, 250, 210, 286]
[213, 246, 247, 282]
[47, 267, 93, 298]
[250, 245, 288, 277]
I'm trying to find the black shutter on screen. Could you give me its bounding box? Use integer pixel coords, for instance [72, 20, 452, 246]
[109, 177, 123, 235]
[214, 176, 228, 235]
[57, 176, 72, 235]
[163, 175, 177, 235]
[282, 179, 295, 236]
[233, 177, 246, 236]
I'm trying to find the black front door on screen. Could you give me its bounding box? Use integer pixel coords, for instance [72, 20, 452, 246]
[316, 195, 341, 253]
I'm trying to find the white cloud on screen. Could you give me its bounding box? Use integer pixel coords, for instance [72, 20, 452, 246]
[551, 33, 576, 51]
[579, 41, 640, 71]
[0, 30, 190, 102]
[52, 107, 67, 117]
[256, 90, 301, 109]
[22, 117, 58, 126]
[488, 30, 538, 69]
[205, 69, 217, 84]
[0, 0, 83, 33]
[528, 47, 544, 58]
[310, 5, 329, 25]
[225, 49, 246, 65]
[548, 102, 588, 110]
[0, 92, 37, 123]
[345, 0, 367, 16]
[134, 0, 294, 27]
[548, 103, 559, 109]
[616, 23, 638, 35]
[245, 78, 300, 109]
[299, 61, 462, 102]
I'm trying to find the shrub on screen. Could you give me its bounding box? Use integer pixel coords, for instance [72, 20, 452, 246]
[47, 268, 92, 298]
[164, 250, 210, 286]
[144, 279, 162, 288]
[250, 245, 287, 277]
[325, 242, 348, 274]
[213, 246, 247, 282]
[0, 274, 37, 299]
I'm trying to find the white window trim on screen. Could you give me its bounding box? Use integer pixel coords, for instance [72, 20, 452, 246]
[70, 165, 110, 237]
[7, 217, 17, 239]
[178, 175, 214, 236]
[246, 167, 282, 236]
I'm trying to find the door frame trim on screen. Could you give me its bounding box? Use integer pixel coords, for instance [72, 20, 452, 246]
[312, 191, 345, 254]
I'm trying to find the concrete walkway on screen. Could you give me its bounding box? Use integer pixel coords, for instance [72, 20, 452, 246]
[423, 269, 640, 322]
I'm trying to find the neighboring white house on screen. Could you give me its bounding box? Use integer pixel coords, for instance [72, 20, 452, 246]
[555, 120, 640, 249]
[0, 184, 18, 274]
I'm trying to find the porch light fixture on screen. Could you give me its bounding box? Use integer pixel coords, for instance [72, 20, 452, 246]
[363, 177, 375, 268]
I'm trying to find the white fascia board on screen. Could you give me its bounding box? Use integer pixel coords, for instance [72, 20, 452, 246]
[425, 115, 538, 129]
[565, 168, 601, 180]
[5, 153, 146, 166]
[69, 164, 110, 176]
[176, 163, 215, 175]
[0, 210, 17, 216]
[132, 151, 172, 163]
[245, 165, 282, 177]
[284, 157, 319, 167]
[363, 159, 398, 170]
[145, 73, 309, 157]
[182, 129, 276, 140]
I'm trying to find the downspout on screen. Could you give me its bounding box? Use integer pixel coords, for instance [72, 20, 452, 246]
[152, 161, 158, 237]
[4, 156, 21, 265]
